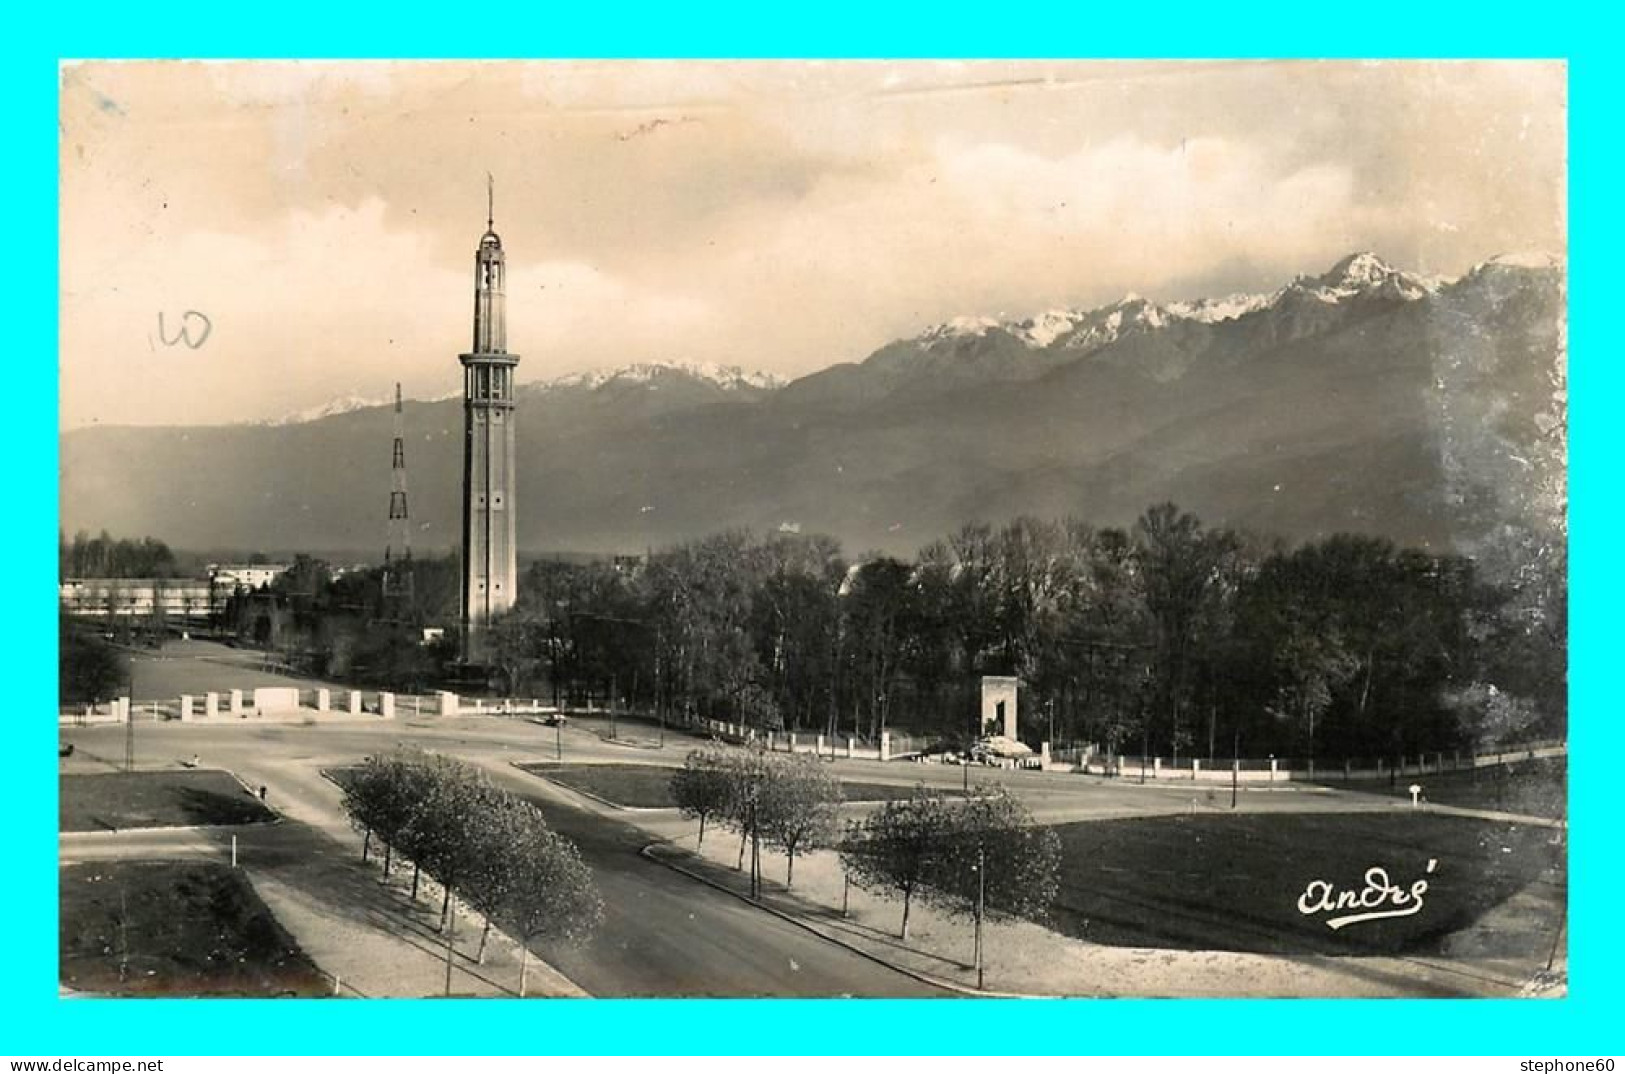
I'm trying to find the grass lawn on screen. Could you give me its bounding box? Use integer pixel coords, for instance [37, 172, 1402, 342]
[60, 770, 275, 832]
[1044, 811, 1564, 957]
[128, 638, 342, 699]
[517, 762, 915, 809]
[60, 861, 329, 997]
[1310, 757, 1567, 820]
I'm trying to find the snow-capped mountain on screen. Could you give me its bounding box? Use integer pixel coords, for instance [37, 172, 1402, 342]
[528, 361, 785, 395]
[914, 251, 1435, 358]
[787, 251, 1460, 406]
[260, 393, 394, 426]
[1275, 251, 1438, 306]
[257, 363, 784, 431]
[63, 250, 1564, 568]
[1164, 292, 1274, 325]
[915, 316, 1004, 344]
[257, 253, 1466, 431]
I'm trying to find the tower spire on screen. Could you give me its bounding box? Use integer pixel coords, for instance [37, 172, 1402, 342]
[459, 188, 520, 666]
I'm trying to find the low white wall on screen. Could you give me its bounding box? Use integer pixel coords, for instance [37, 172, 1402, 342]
[253, 686, 301, 712]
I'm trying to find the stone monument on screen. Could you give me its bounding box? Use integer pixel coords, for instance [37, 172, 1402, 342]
[980, 676, 1019, 740]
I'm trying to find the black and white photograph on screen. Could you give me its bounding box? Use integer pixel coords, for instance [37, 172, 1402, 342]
[56, 59, 1567, 1000]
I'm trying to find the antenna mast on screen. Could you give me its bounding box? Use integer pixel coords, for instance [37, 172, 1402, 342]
[383, 382, 414, 614]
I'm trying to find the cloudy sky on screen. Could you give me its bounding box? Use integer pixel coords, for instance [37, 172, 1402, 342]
[59, 60, 1566, 428]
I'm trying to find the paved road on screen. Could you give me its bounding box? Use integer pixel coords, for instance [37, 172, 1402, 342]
[60, 717, 945, 997]
[510, 785, 943, 997]
[67, 671, 1545, 998]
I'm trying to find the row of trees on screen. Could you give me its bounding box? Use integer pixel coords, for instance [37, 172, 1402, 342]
[179, 499, 1561, 762]
[339, 750, 601, 995]
[668, 746, 1061, 988]
[841, 785, 1061, 987]
[60, 530, 180, 579]
[59, 611, 128, 705]
[671, 746, 844, 894]
[486, 503, 1563, 763]
[220, 555, 463, 691]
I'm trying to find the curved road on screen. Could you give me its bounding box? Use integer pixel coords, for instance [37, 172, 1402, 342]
[516, 793, 943, 997]
[61, 717, 946, 998]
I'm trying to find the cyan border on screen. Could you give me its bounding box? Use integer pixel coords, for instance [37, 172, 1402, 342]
[8, 2, 1616, 1055]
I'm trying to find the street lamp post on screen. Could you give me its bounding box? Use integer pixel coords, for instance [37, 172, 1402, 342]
[655, 630, 667, 748]
[747, 787, 762, 901]
[443, 900, 456, 996]
[1547, 799, 1569, 972]
[973, 843, 986, 991]
[1231, 728, 1240, 810]
[123, 660, 136, 772]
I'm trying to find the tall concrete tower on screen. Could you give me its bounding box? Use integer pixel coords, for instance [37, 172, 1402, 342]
[459, 179, 519, 663]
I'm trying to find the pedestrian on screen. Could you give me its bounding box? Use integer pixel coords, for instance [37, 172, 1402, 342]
[258, 784, 268, 801]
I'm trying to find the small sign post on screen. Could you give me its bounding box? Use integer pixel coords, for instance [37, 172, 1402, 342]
[1409, 783, 1422, 809]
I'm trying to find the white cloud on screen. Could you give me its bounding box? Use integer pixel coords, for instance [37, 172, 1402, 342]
[60, 196, 725, 426]
[58, 61, 1565, 425]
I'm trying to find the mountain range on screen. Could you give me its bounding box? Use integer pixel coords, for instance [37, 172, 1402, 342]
[59, 252, 1566, 567]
